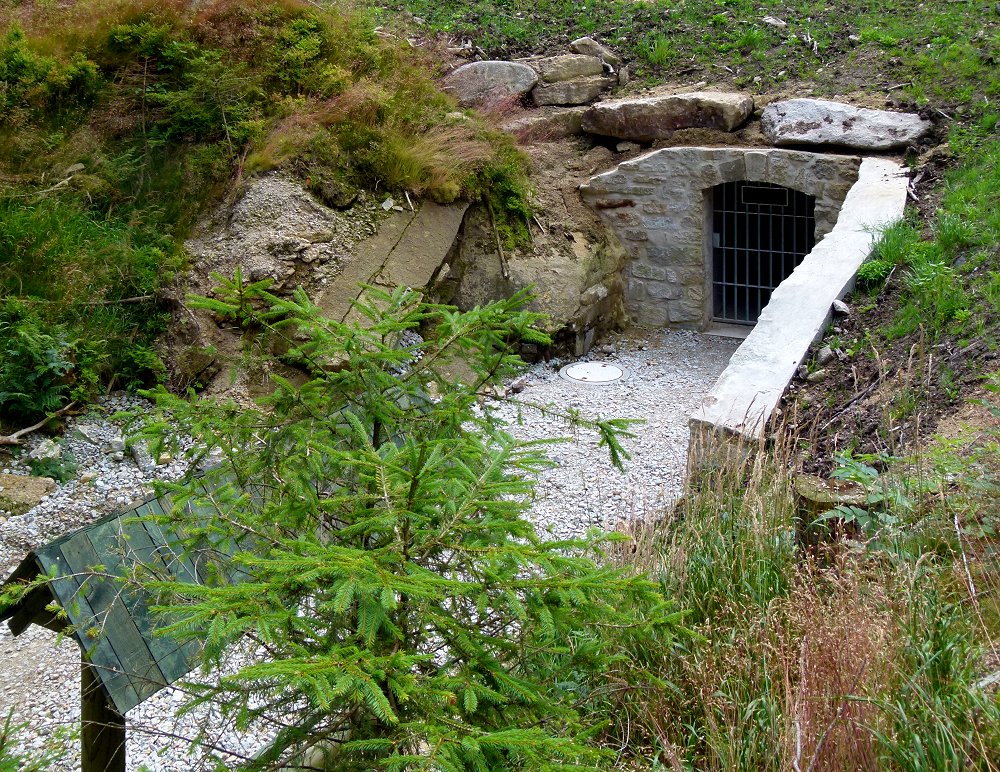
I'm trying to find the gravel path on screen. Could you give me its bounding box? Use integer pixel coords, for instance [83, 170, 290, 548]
[0, 327, 737, 769]
[496, 328, 740, 534]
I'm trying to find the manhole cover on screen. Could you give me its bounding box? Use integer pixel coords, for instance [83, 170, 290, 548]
[558, 361, 628, 385]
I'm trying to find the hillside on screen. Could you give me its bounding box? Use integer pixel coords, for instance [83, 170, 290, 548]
[1, 0, 999, 769]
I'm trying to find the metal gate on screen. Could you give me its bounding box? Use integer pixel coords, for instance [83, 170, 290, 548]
[711, 181, 816, 324]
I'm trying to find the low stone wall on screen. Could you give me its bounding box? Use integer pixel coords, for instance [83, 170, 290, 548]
[580, 147, 861, 328]
[690, 157, 909, 442]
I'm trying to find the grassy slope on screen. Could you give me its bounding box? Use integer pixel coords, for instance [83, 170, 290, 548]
[0, 0, 529, 426]
[380, 0, 999, 107]
[379, 0, 1000, 769]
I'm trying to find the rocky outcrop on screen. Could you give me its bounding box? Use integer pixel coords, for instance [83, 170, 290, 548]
[0, 474, 56, 517]
[434, 142, 628, 355]
[581, 91, 754, 141]
[761, 98, 932, 150]
[442, 61, 538, 108]
[185, 173, 383, 298]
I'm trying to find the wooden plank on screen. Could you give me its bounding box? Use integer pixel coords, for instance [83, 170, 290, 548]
[36, 549, 141, 712]
[81, 660, 126, 772]
[87, 521, 193, 689]
[140, 513, 202, 585]
[67, 531, 168, 705]
[136, 504, 213, 671]
[7, 585, 68, 636]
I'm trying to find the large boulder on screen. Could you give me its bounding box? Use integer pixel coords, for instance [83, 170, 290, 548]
[533, 75, 614, 107]
[582, 91, 753, 140]
[441, 61, 538, 108]
[762, 98, 932, 150]
[531, 54, 604, 83]
[0, 473, 56, 516]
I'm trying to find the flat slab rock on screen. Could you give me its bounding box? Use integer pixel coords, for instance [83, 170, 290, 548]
[531, 54, 604, 83]
[762, 98, 932, 150]
[0, 473, 56, 517]
[502, 106, 588, 141]
[533, 75, 614, 106]
[582, 91, 753, 141]
[441, 61, 538, 108]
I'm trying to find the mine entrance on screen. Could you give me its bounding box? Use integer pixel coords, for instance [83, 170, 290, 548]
[711, 181, 816, 325]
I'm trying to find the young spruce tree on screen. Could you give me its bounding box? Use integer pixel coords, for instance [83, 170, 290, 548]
[144, 279, 684, 770]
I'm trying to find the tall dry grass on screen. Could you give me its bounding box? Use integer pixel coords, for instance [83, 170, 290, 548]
[607, 422, 1000, 770]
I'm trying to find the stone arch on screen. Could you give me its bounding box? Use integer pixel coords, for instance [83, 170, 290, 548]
[580, 147, 861, 328]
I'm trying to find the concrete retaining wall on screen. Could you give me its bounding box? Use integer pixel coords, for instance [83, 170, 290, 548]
[580, 147, 862, 328]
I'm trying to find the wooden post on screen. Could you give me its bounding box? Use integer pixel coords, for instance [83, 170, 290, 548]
[81, 660, 126, 772]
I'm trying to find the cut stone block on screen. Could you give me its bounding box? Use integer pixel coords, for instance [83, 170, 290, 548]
[533, 75, 614, 106]
[531, 54, 604, 83]
[502, 107, 588, 142]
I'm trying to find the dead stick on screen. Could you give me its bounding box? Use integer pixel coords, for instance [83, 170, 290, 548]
[486, 201, 511, 281]
[18, 295, 154, 306]
[80, 296, 154, 306]
[819, 376, 886, 432]
[0, 402, 77, 446]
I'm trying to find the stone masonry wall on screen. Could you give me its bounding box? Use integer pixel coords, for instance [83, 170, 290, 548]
[580, 147, 861, 328]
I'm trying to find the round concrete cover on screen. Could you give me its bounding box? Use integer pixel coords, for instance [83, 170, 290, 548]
[559, 361, 628, 385]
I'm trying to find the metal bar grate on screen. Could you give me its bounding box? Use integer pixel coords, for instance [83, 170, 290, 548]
[712, 181, 816, 325]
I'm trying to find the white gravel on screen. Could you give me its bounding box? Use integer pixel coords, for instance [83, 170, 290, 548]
[496, 328, 739, 534]
[0, 327, 738, 769]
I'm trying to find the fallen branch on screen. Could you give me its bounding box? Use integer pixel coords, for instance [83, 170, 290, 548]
[81, 295, 154, 306]
[818, 375, 887, 432]
[0, 402, 77, 446]
[18, 295, 155, 306]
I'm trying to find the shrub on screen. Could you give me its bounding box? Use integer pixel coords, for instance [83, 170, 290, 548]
[0, 25, 100, 118]
[0, 0, 538, 411]
[857, 256, 894, 288]
[28, 450, 78, 483]
[0, 301, 83, 424]
[140, 283, 682, 769]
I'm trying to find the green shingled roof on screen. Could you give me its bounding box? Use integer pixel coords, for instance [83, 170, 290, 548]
[0, 480, 242, 715]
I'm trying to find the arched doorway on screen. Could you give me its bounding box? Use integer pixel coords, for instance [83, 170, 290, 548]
[711, 180, 816, 324]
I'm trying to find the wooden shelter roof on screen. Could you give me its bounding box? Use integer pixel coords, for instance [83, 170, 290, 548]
[0, 479, 241, 714]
